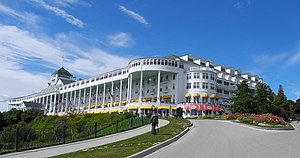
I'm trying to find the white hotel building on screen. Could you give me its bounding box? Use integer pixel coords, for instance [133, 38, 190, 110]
[8, 54, 262, 117]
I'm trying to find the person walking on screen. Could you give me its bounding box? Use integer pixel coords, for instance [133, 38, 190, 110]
[150, 108, 159, 135]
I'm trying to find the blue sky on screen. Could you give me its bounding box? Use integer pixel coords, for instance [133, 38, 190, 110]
[0, 0, 300, 111]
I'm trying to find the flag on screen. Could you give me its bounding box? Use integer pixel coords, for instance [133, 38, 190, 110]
[108, 90, 115, 101]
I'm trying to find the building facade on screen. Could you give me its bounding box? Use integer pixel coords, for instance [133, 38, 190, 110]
[8, 54, 262, 117]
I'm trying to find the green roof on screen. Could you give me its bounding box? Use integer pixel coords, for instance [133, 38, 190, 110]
[60, 79, 75, 85]
[164, 54, 180, 60]
[52, 67, 72, 77]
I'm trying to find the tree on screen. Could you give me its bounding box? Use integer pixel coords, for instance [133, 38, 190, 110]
[21, 109, 43, 123]
[254, 82, 274, 114]
[3, 108, 23, 125]
[230, 80, 255, 113]
[272, 85, 289, 120]
[293, 98, 300, 119]
[0, 112, 5, 131]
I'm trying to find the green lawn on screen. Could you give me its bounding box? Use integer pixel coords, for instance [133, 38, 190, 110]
[53, 118, 190, 158]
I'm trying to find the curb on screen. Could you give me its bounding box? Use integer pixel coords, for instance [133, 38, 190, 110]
[232, 121, 295, 131]
[128, 120, 192, 158]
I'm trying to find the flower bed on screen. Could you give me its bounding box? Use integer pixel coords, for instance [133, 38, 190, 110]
[198, 113, 293, 129]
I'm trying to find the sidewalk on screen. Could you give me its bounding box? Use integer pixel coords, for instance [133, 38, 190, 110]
[0, 119, 169, 158]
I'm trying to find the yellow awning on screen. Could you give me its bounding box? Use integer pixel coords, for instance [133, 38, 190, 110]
[91, 104, 96, 108]
[118, 109, 124, 112]
[160, 105, 170, 109]
[201, 93, 208, 98]
[172, 107, 177, 110]
[131, 99, 139, 103]
[210, 94, 217, 98]
[128, 106, 138, 110]
[101, 109, 110, 113]
[110, 109, 119, 113]
[140, 105, 157, 109]
[113, 101, 119, 105]
[193, 93, 200, 97]
[142, 98, 152, 102]
[97, 104, 102, 107]
[162, 95, 172, 99]
[185, 93, 191, 98]
[121, 100, 127, 104]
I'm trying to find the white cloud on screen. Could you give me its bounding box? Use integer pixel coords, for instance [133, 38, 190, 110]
[0, 25, 134, 111]
[34, 0, 84, 28]
[108, 32, 134, 47]
[288, 49, 300, 65]
[119, 5, 149, 26]
[52, 0, 91, 8]
[233, 0, 252, 8]
[0, 3, 38, 25]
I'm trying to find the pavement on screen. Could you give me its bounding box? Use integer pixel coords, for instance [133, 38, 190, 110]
[145, 120, 300, 158]
[0, 119, 169, 158]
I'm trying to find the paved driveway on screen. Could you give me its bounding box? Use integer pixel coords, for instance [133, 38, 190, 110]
[145, 120, 300, 158]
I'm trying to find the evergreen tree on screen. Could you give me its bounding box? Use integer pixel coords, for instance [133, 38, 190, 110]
[272, 85, 289, 120]
[254, 82, 274, 114]
[230, 80, 254, 113]
[0, 112, 4, 131]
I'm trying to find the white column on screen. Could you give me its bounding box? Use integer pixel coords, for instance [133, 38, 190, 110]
[129, 73, 133, 103]
[46, 95, 49, 111]
[95, 85, 99, 112]
[175, 73, 179, 104]
[65, 92, 69, 113]
[88, 86, 92, 111]
[157, 71, 161, 109]
[77, 89, 81, 113]
[60, 93, 64, 113]
[102, 83, 106, 110]
[53, 93, 57, 115]
[127, 76, 130, 104]
[73, 90, 77, 111]
[138, 70, 143, 114]
[119, 79, 123, 107]
[83, 88, 87, 110]
[49, 95, 53, 114]
[110, 81, 114, 113]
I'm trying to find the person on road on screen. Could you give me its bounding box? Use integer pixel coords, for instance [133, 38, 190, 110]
[150, 108, 159, 135]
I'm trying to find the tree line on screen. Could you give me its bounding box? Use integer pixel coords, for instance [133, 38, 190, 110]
[230, 80, 300, 121]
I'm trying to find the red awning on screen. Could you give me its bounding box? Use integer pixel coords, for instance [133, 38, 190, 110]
[213, 106, 219, 111]
[199, 104, 204, 110]
[206, 105, 213, 110]
[190, 104, 199, 110]
[220, 108, 224, 112]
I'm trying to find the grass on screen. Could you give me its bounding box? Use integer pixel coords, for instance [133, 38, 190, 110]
[0, 117, 148, 155]
[53, 118, 190, 158]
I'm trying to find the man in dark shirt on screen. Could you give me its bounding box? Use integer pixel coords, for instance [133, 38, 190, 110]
[150, 108, 159, 135]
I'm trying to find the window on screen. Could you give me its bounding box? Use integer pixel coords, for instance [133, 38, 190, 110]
[186, 83, 191, 89]
[173, 74, 176, 80]
[160, 88, 162, 92]
[158, 59, 160, 65]
[165, 60, 168, 65]
[210, 74, 215, 80]
[217, 80, 222, 84]
[210, 83, 215, 90]
[224, 90, 229, 95]
[166, 86, 168, 90]
[217, 89, 222, 93]
[224, 81, 229, 86]
[150, 60, 153, 65]
[187, 73, 191, 79]
[202, 82, 208, 89]
[168, 60, 171, 66]
[166, 75, 169, 80]
[154, 59, 157, 64]
[173, 83, 175, 89]
[172, 61, 175, 66]
[175, 62, 178, 67]
[202, 73, 209, 79]
[194, 72, 200, 79]
[136, 82, 138, 85]
[193, 82, 200, 88]
[147, 89, 149, 93]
